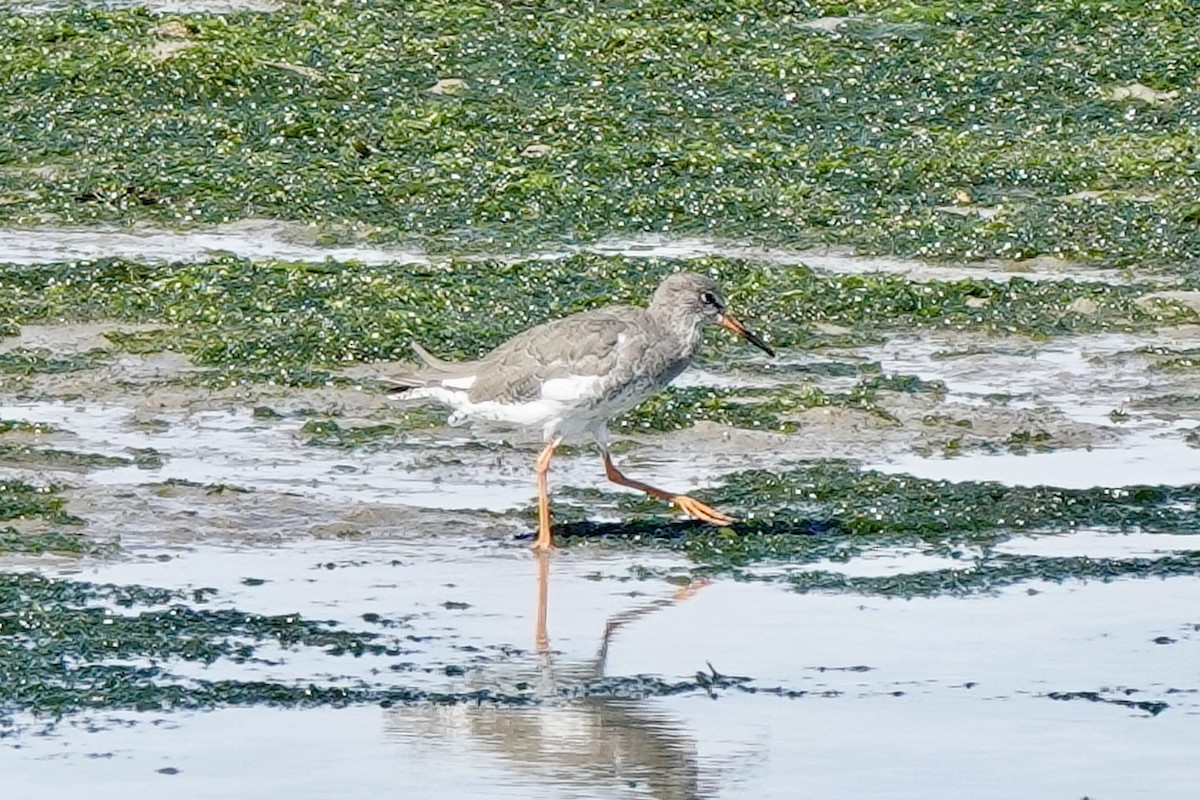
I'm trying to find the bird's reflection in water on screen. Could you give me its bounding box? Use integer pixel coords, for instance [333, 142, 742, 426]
[385, 550, 712, 800]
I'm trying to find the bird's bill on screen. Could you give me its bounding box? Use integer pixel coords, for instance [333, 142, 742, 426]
[719, 313, 775, 357]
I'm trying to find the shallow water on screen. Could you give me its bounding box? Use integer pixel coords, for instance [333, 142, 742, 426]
[8, 691, 1199, 800]
[863, 331, 1200, 487]
[4, 536, 1199, 799]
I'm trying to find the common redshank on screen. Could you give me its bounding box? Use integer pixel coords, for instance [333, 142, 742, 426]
[390, 272, 774, 549]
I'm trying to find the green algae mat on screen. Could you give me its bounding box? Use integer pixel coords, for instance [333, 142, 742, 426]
[0, 255, 1195, 384]
[2, 1, 1200, 266]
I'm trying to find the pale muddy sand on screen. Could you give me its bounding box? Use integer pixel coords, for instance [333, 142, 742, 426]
[2, 236, 1200, 799]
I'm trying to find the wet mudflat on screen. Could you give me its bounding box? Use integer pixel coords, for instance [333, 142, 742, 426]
[5, 0, 1200, 796]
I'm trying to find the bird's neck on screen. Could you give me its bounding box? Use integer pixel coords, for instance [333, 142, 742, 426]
[650, 308, 706, 360]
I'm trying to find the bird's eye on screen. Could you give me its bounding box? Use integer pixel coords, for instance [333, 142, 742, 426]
[701, 291, 719, 306]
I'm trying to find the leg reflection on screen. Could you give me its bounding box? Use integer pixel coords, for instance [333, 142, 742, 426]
[385, 557, 717, 800]
[535, 548, 550, 654]
[533, 549, 711, 673]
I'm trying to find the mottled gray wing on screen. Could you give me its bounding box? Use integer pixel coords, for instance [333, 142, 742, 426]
[467, 307, 650, 404]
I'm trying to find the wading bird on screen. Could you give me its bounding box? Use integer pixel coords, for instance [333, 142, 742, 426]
[390, 272, 774, 549]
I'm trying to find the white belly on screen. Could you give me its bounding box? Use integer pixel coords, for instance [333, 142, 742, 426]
[403, 370, 670, 443]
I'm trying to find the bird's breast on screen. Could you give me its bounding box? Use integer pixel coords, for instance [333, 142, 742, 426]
[591, 358, 688, 414]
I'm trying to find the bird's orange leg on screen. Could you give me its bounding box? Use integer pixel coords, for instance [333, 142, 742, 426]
[533, 437, 562, 550]
[601, 451, 734, 526]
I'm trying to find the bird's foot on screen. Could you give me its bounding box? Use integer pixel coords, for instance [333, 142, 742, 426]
[531, 530, 557, 551]
[670, 495, 735, 526]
